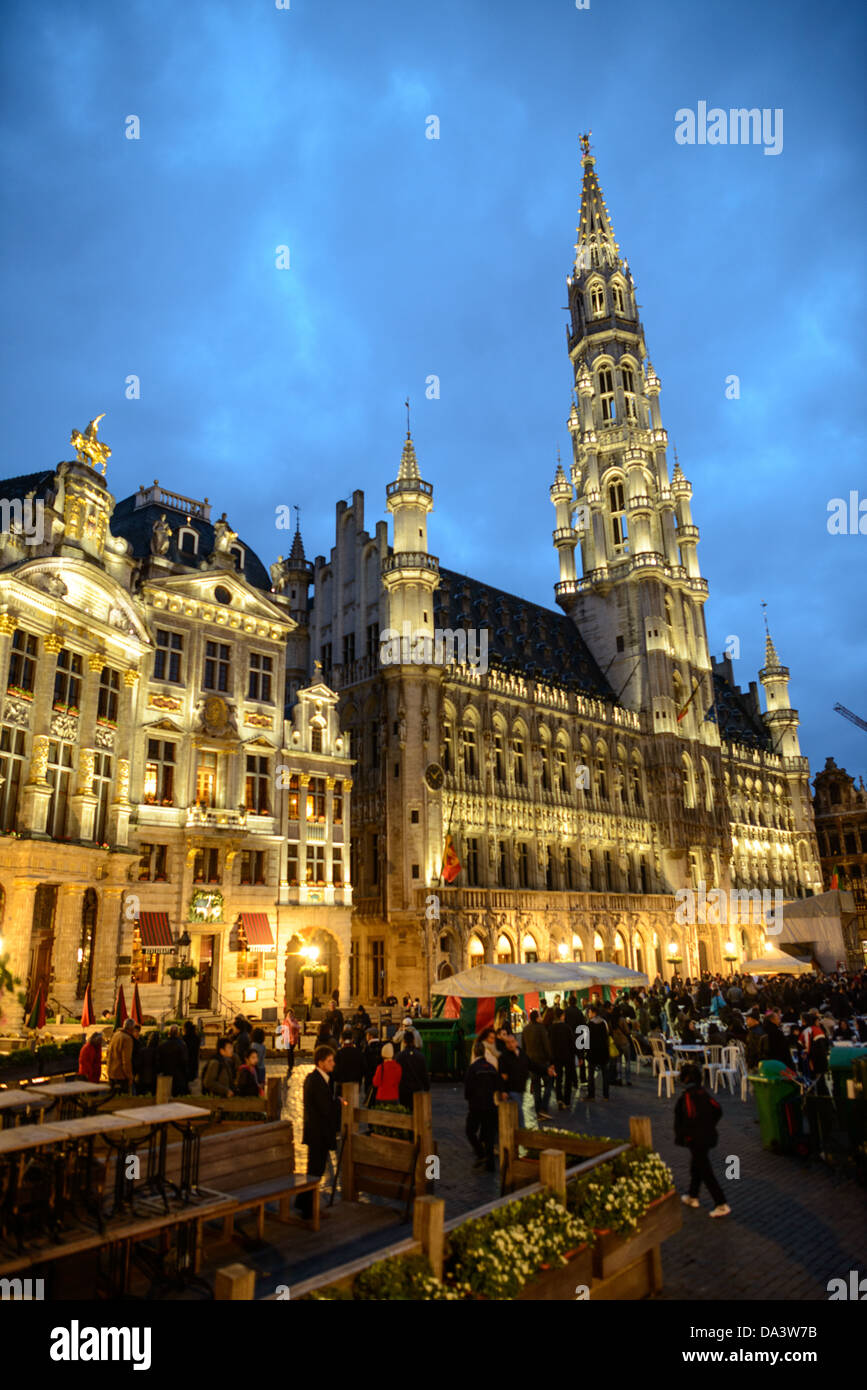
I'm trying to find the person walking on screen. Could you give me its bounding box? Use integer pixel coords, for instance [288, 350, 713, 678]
[371, 1041, 402, 1104]
[202, 1036, 236, 1097]
[297, 1045, 343, 1219]
[464, 1038, 500, 1171]
[157, 1024, 189, 1097]
[585, 1005, 610, 1101]
[497, 1028, 532, 1125]
[78, 1030, 103, 1083]
[396, 1034, 430, 1110]
[550, 1008, 577, 1110]
[333, 1028, 365, 1093]
[183, 1020, 201, 1090]
[675, 1063, 730, 1217]
[107, 1018, 136, 1096]
[281, 1008, 301, 1077]
[236, 1047, 263, 1097]
[522, 1009, 555, 1118]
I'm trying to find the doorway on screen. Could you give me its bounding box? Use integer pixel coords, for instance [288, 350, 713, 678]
[194, 935, 215, 1011]
[28, 884, 58, 1010]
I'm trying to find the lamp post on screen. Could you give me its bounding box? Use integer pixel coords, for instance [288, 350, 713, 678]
[176, 930, 191, 1020]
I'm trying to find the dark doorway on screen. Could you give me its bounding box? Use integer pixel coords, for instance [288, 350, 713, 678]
[698, 938, 709, 973]
[76, 888, 98, 998]
[28, 884, 58, 1010]
[195, 935, 215, 1010]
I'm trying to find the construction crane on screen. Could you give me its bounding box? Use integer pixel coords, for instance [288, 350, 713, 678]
[834, 703, 867, 732]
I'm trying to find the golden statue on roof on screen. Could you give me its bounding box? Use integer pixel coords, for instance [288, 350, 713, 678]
[579, 131, 593, 157]
[70, 414, 111, 474]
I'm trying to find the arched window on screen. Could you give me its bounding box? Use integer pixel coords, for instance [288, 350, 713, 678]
[631, 755, 644, 808]
[621, 363, 637, 419]
[512, 731, 527, 786]
[521, 933, 538, 963]
[230, 545, 245, 570]
[496, 933, 514, 964]
[595, 744, 608, 803]
[598, 366, 615, 421]
[554, 742, 569, 792]
[611, 282, 625, 314]
[702, 757, 713, 811]
[609, 481, 628, 552]
[468, 936, 485, 967]
[589, 282, 606, 316]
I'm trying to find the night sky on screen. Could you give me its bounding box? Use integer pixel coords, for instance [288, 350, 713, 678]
[1, 0, 864, 779]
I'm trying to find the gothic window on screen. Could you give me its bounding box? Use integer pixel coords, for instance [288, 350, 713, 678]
[462, 726, 477, 778]
[53, 649, 82, 712]
[598, 367, 615, 421]
[540, 743, 551, 791]
[702, 758, 714, 812]
[631, 758, 644, 809]
[595, 748, 608, 803]
[682, 753, 696, 809]
[621, 364, 638, 419]
[466, 837, 480, 886]
[493, 730, 505, 781]
[609, 481, 628, 552]
[498, 839, 510, 887]
[564, 845, 575, 890]
[611, 282, 625, 314]
[589, 282, 606, 316]
[442, 724, 453, 773]
[545, 845, 555, 889]
[517, 843, 530, 887]
[512, 735, 526, 786]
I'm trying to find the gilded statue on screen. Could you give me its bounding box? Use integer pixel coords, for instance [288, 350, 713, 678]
[70, 414, 111, 474]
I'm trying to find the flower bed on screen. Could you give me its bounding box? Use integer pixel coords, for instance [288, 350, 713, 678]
[302, 1147, 676, 1301]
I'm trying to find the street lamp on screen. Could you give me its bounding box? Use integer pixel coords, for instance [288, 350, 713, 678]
[176, 930, 192, 1020]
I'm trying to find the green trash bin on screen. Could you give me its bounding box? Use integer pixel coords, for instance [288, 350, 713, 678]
[829, 1045, 867, 1148]
[749, 1060, 802, 1153]
[415, 1019, 466, 1079]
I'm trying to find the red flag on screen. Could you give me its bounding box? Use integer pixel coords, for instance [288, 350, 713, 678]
[27, 988, 45, 1029]
[131, 983, 143, 1026]
[80, 983, 95, 1028]
[441, 833, 461, 884]
[113, 985, 128, 1029]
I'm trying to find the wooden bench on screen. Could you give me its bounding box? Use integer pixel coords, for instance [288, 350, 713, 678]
[162, 1121, 323, 1240]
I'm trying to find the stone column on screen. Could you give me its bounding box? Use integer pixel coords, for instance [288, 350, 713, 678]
[325, 777, 336, 884]
[68, 747, 98, 842]
[91, 886, 128, 1016]
[1, 879, 38, 1028]
[337, 923, 351, 1005]
[342, 777, 353, 895]
[50, 884, 87, 1009]
[19, 734, 52, 835]
[108, 756, 131, 847]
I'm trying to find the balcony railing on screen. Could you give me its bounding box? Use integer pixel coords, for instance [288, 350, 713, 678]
[185, 807, 247, 829]
[134, 480, 211, 520]
[381, 551, 440, 575]
[386, 478, 433, 498]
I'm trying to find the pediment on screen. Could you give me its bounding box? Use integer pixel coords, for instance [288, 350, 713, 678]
[143, 570, 293, 631]
[10, 557, 153, 648]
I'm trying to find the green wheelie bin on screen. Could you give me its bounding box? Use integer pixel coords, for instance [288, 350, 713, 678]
[749, 1059, 802, 1153]
[415, 1018, 466, 1079]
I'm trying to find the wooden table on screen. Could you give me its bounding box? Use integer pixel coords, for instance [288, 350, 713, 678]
[24, 1081, 110, 1121]
[0, 1091, 47, 1129]
[49, 1115, 134, 1231]
[113, 1104, 210, 1213]
[0, 1123, 69, 1249]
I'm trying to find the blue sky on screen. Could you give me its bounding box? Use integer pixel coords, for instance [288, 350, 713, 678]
[1, 0, 865, 779]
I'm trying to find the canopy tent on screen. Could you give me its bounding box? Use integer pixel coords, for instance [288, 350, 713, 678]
[430, 960, 649, 998]
[740, 951, 812, 976]
[430, 960, 649, 1034]
[771, 890, 857, 973]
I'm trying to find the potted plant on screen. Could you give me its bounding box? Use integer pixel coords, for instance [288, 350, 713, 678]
[166, 964, 197, 981]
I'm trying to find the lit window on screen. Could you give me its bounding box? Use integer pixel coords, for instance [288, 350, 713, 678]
[598, 367, 615, 421]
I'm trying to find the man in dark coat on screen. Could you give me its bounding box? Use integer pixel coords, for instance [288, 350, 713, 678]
[396, 1036, 430, 1110]
[333, 1029, 365, 1092]
[297, 1045, 343, 1219]
[361, 1027, 382, 1095]
[157, 1025, 189, 1097]
[675, 1063, 729, 1216]
[522, 1009, 555, 1118]
[550, 1009, 578, 1110]
[464, 1043, 499, 1171]
[761, 1010, 792, 1066]
[585, 1004, 610, 1101]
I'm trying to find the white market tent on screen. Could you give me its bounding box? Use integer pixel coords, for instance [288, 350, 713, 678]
[740, 950, 812, 976]
[431, 960, 648, 999]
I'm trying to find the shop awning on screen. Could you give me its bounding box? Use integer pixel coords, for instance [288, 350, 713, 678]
[239, 912, 274, 950]
[137, 912, 175, 953]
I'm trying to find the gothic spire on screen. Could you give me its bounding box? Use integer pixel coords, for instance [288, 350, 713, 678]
[397, 431, 421, 484]
[575, 133, 621, 273]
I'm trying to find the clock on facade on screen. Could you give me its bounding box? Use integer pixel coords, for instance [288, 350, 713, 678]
[424, 763, 445, 791]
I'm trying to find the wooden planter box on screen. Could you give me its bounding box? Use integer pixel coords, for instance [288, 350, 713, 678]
[516, 1245, 593, 1301]
[0, 1056, 80, 1084]
[591, 1191, 681, 1280]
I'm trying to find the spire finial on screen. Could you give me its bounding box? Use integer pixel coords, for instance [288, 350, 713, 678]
[294, 504, 301, 534]
[761, 598, 769, 636]
[405, 396, 411, 438]
[579, 131, 593, 159]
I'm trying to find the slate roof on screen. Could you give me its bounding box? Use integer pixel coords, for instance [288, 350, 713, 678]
[0, 470, 59, 502]
[434, 566, 615, 700]
[110, 495, 272, 592]
[710, 670, 773, 751]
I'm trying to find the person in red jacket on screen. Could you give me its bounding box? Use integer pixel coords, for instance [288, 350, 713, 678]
[78, 1030, 103, 1084]
[371, 1042, 402, 1104]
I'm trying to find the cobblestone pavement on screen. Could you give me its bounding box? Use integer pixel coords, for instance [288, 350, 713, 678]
[271, 1060, 866, 1300]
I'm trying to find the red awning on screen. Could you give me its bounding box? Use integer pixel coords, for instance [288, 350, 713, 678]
[239, 912, 274, 950]
[138, 911, 175, 953]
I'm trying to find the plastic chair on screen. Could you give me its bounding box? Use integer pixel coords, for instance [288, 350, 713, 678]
[715, 1045, 741, 1095]
[631, 1036, 655, 1074]
[703, 1045, 724, 1089]
[657, 1055, 676, 1098]
[649, 1037, 669, 1077]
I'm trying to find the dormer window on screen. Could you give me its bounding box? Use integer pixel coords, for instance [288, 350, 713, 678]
[179, 527, 198, 556]
[230, 545, 245, 569]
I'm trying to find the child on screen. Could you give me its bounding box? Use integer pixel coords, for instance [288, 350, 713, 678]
[674, 1062, 730, 1217]
[236, 1047, 263, 1097]
[251, 1026, 267, 1088]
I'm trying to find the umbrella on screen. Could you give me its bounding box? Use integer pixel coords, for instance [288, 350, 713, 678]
[113, 984, 128, 1028]
[80, 983, 95, 1028]
[26, 988, 46, 1030]
[130, 983, 143, 1026]
[740, 952, 811, 976]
